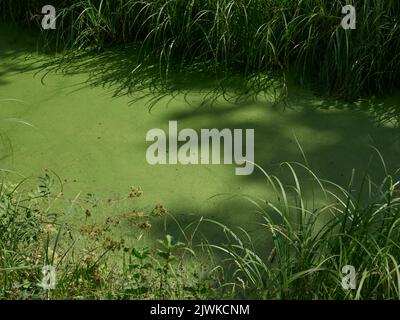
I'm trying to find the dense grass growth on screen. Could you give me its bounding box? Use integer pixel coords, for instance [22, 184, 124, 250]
[210, 157, 400, 299]
[2, 156, 400, 300]
[1, 0, 399, 100]
[0, 173, 220, 299]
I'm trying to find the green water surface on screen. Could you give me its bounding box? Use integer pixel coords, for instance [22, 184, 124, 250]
[1, 25, 400, 242]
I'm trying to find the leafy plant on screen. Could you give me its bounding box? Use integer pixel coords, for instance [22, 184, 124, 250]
[2, 0, 399, 99]
[208, 152, 400, 299]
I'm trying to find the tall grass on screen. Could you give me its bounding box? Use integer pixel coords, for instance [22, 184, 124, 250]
[1, 0, 399, 99]
[208, 155, 400, 299]
[2, 154, 400, 299]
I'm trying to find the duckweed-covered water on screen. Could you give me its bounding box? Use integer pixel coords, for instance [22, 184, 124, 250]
[1, 25, 400, 242]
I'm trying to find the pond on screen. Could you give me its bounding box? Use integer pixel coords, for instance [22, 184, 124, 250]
[1, 24, 400, 244]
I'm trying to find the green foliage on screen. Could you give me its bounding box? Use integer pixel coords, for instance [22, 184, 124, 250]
[2, 154, 400, 299]
[2, 0, 399, 99]
[209, 153, 400, 299]
[0, 173, 219, 299]
[0, 180, 50, 299]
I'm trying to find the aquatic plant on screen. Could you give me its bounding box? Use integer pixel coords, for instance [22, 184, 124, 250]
[1, 0, 399, 100]
[1, 153, 400, 299]
[0, 172, 218, 299]
[208, 152, 400, 299]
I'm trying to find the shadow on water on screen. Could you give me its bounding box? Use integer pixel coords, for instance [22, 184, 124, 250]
[0, 23, 55, 164]
[153, 113, 400, 249]
[1, 23, 400, 255]
[31, 40, 400, 199]
[37, 46, 283, 111]
[0, 24, 43, 77]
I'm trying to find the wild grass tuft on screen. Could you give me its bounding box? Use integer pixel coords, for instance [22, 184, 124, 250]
[208, 154, 400, 299]
[0, 172, 219, 299]
[1, 0, 399, 100]
[2, 153, 400, 299]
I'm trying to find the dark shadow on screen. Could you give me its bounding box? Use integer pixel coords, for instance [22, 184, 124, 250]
[165, 98, 400, 187]
[27, 40, 400, 129]
[20, 41, 400, 254]
[131, 90, 400, 252]
[0, 23, 49, 92]
[2, 21, 399, 125]
[2, 22, 400, 258]
[34, 44, 284, 110]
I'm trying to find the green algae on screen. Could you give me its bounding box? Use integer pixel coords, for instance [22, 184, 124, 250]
[1, 25, 400, 243]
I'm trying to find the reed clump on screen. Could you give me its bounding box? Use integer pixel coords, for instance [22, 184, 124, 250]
[1, 0, 399, 100]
